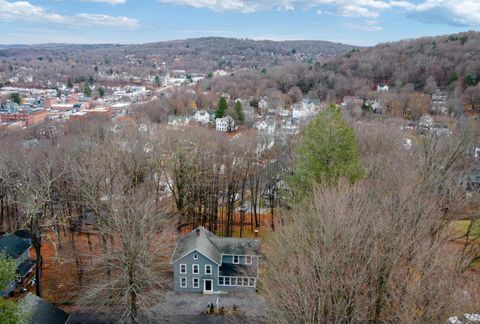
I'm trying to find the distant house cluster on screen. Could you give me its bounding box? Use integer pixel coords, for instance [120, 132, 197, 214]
[0, 84, 150, 131]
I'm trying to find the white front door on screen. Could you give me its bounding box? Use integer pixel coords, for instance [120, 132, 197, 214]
[204, 279, 213, 293]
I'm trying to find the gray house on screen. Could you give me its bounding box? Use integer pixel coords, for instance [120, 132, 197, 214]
[0, 233, 35, 297]
[170, 227, 260, 294]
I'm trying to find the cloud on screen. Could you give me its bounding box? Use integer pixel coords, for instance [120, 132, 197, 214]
[403, 0, 480, 26]
[158, 0, 480, 26]
[73, 14, 139, 28]
[0, 0, 138, 28]
[346, 19, 383, 31]
[80, 0, 127, 4]
[338, 5, 379, 18]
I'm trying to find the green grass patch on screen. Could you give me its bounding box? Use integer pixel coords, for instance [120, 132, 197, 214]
[450, 220, 480, 239]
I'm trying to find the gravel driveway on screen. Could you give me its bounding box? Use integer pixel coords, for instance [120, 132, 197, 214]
[149, 291, 268, 323]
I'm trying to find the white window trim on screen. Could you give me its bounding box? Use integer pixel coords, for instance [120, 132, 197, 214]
[192, 264, 199, 274]
[245, 255, 252, 265]
[193, 254, 198, 260]
[180, 277, 187, 288]
[180, 264, 187, 274]
[218, 276, 256, 287]
[205, 264, 212, 275]
[192, 277, 199, 288]
[233, 255, 239, 264]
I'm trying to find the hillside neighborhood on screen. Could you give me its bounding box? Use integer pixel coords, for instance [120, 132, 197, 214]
[0, 22, 480, 324]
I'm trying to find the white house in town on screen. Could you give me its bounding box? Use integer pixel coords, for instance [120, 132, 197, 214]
[292, 99, 320, 119]
[192, 110, 211, 124]
[216, 116, 237, 132]
[377, 84, 390, 92]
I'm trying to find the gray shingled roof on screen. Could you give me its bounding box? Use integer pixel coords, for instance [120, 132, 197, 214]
[0, 234, 32, 259]
[210, 237, 260, 255]
[171, 227, 222, 265]
[20, 293, 70, 324]
[219, 264, 258, 277]
[171, 227, 261, 265]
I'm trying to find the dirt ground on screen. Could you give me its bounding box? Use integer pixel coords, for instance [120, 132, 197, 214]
[148, 290, 268, 323]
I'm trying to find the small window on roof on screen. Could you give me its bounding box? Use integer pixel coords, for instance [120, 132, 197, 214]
[233, 255, 239, 264]
[193, 254, 198, 260]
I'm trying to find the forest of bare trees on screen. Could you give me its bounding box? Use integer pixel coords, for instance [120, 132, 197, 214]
[0, 113, 298, 321]
[262, 117, 480, 323]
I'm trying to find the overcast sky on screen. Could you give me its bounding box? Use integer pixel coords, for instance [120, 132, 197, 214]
[0, 0, 479, 45]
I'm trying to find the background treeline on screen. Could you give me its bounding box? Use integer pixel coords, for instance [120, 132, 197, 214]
[0, 37, 353, 85]
[200, 31, 480, 100]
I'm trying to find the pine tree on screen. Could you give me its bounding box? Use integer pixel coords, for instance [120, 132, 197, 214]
[215, 97, 228, 118]
[289, 104, 364, 200]
[98, 86, 106, 97]
[235, 100, 245, 123]
[83, 83, 92, 97]
[9, 93, 22, 105]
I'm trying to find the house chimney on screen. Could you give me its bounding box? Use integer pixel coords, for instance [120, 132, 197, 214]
[254, 230, 259, 238]
[196, 228, 200, 237]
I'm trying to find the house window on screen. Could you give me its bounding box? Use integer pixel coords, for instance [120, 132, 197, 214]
[219, 277, 224, 285]
[243, 278, 249, 286]
[205, 265, 212, 275]
[192, 264, 199, 274]
[180, 277, 187, 288]
[233, 255, 239, 264]
[193, 254, 198, 260]
[231, 277, 237, 286]
[249, 278, 255, 287]
[192, 278, 199, 288]
[180, 264, 187, 274]
[224, 277, 230, 286]
[245, 255, 252, 265]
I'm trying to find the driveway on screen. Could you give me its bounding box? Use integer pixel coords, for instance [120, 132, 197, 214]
[149, 291, 268, 323]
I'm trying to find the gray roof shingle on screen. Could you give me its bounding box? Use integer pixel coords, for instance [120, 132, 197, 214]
[171, 227, 260, 265]
[20, 293, 70, 324]
[0, 234, 32, 259]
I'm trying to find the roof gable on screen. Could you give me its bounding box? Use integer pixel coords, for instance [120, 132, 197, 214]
[0, 234, 32, 259]
[171, 227, 261, 265]
[171, 227, 222, 265]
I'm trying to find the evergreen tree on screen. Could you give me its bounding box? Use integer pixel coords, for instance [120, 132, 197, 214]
[235, 100, 245, 123]
[464, 74, 476, 87]
[98, 86, 106, 97]
[67, 79, 73, 88]
[0, 253, 28, 324]
[289, 104, 364, 200]
[83, 83, 92, 97]
[9, 93, 22, 105]
[215, 97, 228, 118]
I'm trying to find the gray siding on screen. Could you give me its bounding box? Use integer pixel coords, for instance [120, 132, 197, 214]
[173, 251, 260, 293]
[173, 250, 219, 293]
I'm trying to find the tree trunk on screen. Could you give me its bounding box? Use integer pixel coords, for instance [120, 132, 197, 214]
[128, 268, 138, 324]
[31, 215, 43, 297]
